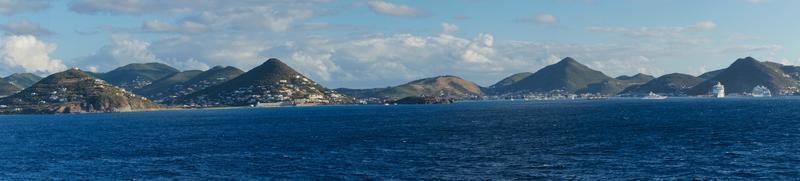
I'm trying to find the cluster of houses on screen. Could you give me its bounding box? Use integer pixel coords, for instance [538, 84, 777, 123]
[0, 78, 148, 111]
[153, 77, 232, 103]
[184, 75, 348, 107]
[118, 76, 154, 91]
[489, 90, 609, 101]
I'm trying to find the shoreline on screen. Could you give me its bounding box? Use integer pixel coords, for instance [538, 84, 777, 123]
[2, 96, 799, 116]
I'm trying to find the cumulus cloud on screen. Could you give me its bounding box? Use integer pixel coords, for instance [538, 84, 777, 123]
[0, 0, 50, 16]
[76, 34, 212, 72]
[78, 27, 788, 88]
[0, 35, 66, 75]
[76, 34, 161, 71]
[141, 19, 176, 32]
[366, 0, 426, 17]
[0, 19, 54, 36]
[441, 22, 459, 34]
[64, 1, 777, 88]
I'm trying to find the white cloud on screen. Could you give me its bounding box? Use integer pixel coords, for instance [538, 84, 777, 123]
[76, 34, 215, 72]
[586, 20, 718, 45]
[0, 0, 50, 16]
[76, 34, 160, 71]
[441, 22, 459, 34]
[535, 14, 558, 24]
[694, 20, 717, 30]
[0, 35, 66, 75]
[135, 6, 315, 33]
[588, 20, 717, 37]
[517, 14, 558, 25]
[0, 19, 53, 36]
[141, 19, 176, 32]
[77, 29, 787, 88]
[366, 0, 426, 17]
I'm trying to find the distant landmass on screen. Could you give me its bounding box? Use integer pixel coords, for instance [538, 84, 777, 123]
[698, 69, 724, 80]
[495, 57, 612, 94]
[139, 66, 244, 103]
[0, 69, 159, 114]
[96, 63, 180, 91]
[136, 70, 204, 97]
[0, 78, 22, 96]
[337, 75, 485, 99]
[4, 73, 43, 88]
[3, 55, 800, 114]
[688, 57, 799, 95]
[489, 72, 533, 89]
[179, 59, 345, 106]
[621, 73, 704, 95]
[585, 73, 655, 95]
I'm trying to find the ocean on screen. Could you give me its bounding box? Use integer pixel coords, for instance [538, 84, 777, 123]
[0, 98, 798, 179]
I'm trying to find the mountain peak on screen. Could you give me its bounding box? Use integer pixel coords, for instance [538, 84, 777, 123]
[263, 58, 286, 65]
[210, 65, 225, 70]
[115, 62, 178, 72]
[180, 58, 338, 106]
[732, 57, 760, 66]
[435, 75, 460, 79]
[497, 57, 611, 93]
[558, 57, 579, 65]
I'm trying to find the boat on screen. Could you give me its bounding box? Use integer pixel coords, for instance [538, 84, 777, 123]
[642, 92, 667, 100]
[751, 85, 772, 97]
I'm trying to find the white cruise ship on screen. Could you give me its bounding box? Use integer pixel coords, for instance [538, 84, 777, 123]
[712, 82, 725, 98]
[751, 85, 772, 97]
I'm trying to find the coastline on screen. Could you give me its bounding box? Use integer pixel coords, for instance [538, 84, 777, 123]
[2, 96, 797, 116]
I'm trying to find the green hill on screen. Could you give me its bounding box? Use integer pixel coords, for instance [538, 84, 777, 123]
[140, 66, 244, 103]
[0, 69, 160, 114]
[0, 78, 22, 96]
[4, 73, 42, 88]
[489, 72, 532, 89]
[136, 70, 204, 97]
[698, 69, 724, 80]
[97, 63, 179, 91]
[586, 73, 655, 95]
[179, 58, 344, 106]
[337, 75, 485, 99]
[497, 57, 612, 94]
[688, 57, 799, 95]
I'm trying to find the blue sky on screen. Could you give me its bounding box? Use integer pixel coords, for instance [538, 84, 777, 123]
[0, 0, 795, 88]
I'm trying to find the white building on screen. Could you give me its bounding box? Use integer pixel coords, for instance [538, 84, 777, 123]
[712, 82, 725, 98]
[308, 94, 324, 100]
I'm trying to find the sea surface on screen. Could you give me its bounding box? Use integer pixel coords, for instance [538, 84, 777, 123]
[0, 98, 799, 179]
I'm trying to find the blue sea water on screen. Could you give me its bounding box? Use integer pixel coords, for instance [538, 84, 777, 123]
[0, 98, 799, 179]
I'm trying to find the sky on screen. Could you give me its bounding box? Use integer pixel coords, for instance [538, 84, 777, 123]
[0, 0, 796, 88]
